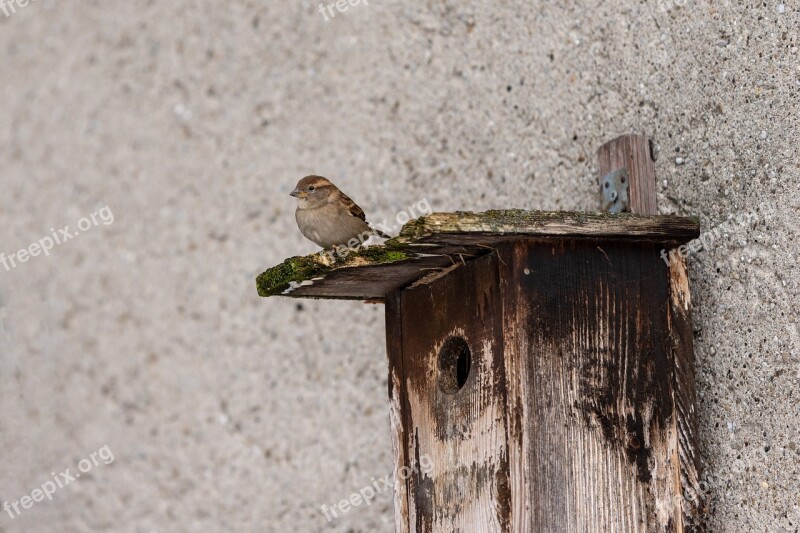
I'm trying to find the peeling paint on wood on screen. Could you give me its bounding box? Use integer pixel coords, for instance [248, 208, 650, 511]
[668, 251, 692, 311]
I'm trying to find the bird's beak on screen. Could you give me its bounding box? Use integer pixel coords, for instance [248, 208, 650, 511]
[290, 188, 306, 198]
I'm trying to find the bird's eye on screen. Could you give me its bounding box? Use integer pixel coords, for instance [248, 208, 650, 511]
[308, 186, 315, 191]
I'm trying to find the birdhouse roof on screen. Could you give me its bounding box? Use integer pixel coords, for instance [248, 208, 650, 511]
[257, 209, 700, 301]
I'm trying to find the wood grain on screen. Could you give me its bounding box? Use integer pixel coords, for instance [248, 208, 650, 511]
[387, 253, 512, 531]
[598, 134, 658, 215]
[402, 210, 698, 242]
[505, 239, 688, 532]
[667, 252, 703, 531]
[386, 292, 412, 533]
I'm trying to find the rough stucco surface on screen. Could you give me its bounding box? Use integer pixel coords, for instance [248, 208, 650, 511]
[0, 1, 797, 531]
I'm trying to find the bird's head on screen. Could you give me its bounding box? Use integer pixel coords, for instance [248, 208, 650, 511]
[290, 175, 334, 208]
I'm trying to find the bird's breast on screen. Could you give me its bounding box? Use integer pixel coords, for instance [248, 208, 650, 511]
[296, 205, 371, 249]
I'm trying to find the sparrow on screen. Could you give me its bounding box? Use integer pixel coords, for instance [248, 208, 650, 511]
[290, 175, 390, 249]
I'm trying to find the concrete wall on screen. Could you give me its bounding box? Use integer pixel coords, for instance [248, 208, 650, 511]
[0, 1, 797, 531]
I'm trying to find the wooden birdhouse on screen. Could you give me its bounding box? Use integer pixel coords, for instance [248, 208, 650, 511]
[257, 136, 702, 532]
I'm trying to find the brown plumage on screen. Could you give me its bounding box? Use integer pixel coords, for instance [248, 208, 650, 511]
[290, 176, 389, 249]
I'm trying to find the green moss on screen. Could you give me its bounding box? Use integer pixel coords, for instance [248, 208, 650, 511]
[573, 211, 590, 224]
[380, 235, 409, 248]
[321, 245, 410, 267]
[256, 246, 411, 297]
[256, 255, 329, 297]
[398, 218, 425, 239]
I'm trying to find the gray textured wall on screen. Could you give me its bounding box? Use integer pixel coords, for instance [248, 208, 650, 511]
[0, 1, 798, 532]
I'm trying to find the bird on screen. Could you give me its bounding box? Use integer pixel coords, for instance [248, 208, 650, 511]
[290, 175, 390, 249]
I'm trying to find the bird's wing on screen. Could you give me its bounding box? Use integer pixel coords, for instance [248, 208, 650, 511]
[339, 192, 367, 221]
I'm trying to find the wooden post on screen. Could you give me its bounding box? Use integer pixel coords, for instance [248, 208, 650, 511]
[598, 134, 658, 215]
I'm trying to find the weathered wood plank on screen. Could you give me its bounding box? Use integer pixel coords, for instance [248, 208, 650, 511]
[667, 252, 703, 531]
[401, 210, 698, 243]
[506, 239, 686, 532]
[386, 292, 412, 533]
[496, 242, 529, 533]
[391, 252, 511, 531]
[256, 243, 489, 300]
[598, 134, 658, 215]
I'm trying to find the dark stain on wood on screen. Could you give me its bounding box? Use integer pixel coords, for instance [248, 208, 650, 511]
[510, 239, 695, 531]
[519, 240, 673, 487]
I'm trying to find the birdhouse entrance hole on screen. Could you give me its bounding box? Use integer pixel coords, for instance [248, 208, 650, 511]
[438, 336, 471, 394]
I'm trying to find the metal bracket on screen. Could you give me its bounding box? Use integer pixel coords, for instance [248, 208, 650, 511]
[600, 168, 629, 213]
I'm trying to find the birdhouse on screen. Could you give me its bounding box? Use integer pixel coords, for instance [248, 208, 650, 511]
[257, 136, 703, 532]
